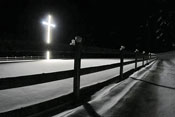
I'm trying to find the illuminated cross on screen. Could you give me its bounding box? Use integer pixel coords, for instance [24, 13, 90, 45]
[42, 15, 56, 44]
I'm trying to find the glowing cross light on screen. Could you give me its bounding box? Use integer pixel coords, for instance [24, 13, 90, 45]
[42, 15, 56, 44]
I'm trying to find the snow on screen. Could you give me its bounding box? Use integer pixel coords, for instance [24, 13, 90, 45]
[53, 62, 154, 117]
[54, 52, 175, 117]
[0, 59, 143, 113]
[0, 59, 119, 78]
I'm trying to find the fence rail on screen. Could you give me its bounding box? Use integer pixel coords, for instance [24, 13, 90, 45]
[0, 58, 155, 90]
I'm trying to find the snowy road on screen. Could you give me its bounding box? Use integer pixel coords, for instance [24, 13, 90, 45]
[55, 55, 175, 117]
[0, 59, 143, 113]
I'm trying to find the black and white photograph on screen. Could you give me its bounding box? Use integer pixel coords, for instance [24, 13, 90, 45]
[0, 0, 175, 117]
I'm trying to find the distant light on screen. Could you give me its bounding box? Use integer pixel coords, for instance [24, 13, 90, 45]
[135, 49, 139, 53]
[46, 51, 50, 60]
[42, 14, 56, 44]
[120, 45, 125, 51]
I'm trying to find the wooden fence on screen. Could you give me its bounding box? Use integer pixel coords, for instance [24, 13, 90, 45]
[0, 37, 157, 116]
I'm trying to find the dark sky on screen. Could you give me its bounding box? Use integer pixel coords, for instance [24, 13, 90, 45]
[0, 0, 171, 53]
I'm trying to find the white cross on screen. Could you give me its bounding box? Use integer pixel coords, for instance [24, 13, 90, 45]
[42, 15, 56, 44]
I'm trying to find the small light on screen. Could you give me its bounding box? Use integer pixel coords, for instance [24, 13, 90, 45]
[46, 51, 50, 60]
[120, 45, 125, 51]
[135, 49, 139, 53]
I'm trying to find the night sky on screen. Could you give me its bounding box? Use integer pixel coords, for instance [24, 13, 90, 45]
[0, 0, 174, 55]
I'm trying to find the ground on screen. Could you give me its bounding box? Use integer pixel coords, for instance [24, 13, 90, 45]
[0, 59, 142, 113]
[54, 53, 175, 117]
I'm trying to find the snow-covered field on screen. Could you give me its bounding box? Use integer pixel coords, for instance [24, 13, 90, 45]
[0, 59, 143, 113]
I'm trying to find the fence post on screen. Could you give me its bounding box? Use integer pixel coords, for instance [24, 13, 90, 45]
[70, 36, 82, 101]
[119, 46, 125, 80]
[142, 51, 145, 66]
[135, 49, 139, 70]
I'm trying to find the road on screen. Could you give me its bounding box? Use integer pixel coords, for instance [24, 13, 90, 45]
[0, 59, 142, 113]
[55, 56, 175, 117]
